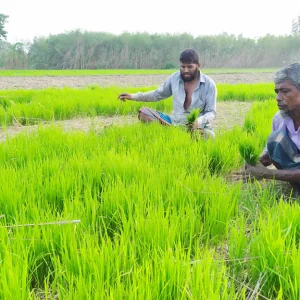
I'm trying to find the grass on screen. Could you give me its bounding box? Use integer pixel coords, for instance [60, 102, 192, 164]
[218, 83, 275, 101]
[239, 141, 260, 165]
[0, 124, 243, 298]
[0, 87, 299, 298]
[0, 68, 277, 77]
[0, 83, 277, 127]
[0, 118, 298, 299]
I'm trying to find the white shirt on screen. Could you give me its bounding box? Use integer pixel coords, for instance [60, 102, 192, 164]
[131, 71, 217, 127]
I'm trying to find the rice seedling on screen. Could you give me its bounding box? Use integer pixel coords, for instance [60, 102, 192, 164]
[218, 83, 275, 102]
[186, 108, 200, 125]
[243, 118, 257, 134]
[0, 84, 277, 127]
[0, 68, 276, 77]
[239, 141, 260, 165]
[0, 86, 298, 299]
[186, 108, 202, 140]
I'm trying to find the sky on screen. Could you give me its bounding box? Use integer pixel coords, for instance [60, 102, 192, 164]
[1, 0, 300, 43]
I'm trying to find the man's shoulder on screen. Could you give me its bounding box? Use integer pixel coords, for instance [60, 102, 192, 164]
[161, 71, 180, 83]
[169, 71, 181, 79]
[200, 72, 216, 87]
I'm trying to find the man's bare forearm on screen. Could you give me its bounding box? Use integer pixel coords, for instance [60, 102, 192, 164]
[257, 152, 300, 182]
[245, 161, 300, 183]
[265, 168, 300, 182]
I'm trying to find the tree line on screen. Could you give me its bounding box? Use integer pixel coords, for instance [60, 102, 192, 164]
[0, 30, 300, 69]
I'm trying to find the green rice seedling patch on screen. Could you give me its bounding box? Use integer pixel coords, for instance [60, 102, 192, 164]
[0, 96, 299, 299]
[0, 83, 277, 127]
[0, 68, 276, 77]
[0, 123, 242, 297]
[239, 139, 260, 165]
[218, 83, 275, 101]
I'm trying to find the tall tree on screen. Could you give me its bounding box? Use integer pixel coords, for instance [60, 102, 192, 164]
[292, 16, 300, 35]
[0, 14, 8, 40]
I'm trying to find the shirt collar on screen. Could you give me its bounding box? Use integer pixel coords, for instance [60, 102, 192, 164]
[199, 71, 206, 84]
[199, 71, 205, 85]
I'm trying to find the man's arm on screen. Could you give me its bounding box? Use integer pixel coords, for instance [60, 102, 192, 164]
[245, 163, 300, 183]
[196, 81, 217, 128]
[245, 149, 294, 181]
[118, 76, 173, 102]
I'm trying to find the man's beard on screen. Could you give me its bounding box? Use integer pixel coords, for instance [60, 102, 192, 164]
[180, 69, 199, 82]
[279, 108, 290, 118]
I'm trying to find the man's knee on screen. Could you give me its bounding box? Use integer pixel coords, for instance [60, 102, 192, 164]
[203, 128, 215, 140]
[192, 128, 215, 141]
[138, 107, 156, 123]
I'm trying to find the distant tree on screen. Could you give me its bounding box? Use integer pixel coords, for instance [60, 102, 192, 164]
[292, 16, 300, 35]
[0, 14, 8, 40]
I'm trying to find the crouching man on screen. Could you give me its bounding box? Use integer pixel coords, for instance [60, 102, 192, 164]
[118, 48, 217, 139]
[245, 62, 300, 191]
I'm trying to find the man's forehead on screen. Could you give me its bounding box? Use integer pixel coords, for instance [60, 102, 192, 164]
[180, 62, 198, 66]
[275, 80, 295, 89]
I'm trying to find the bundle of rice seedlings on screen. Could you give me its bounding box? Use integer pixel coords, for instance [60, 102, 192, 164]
[239, 141, 260, 165]
[186, 108, 200, 125]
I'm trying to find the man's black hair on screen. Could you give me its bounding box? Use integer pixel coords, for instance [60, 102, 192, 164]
[179, 49, 200, 64]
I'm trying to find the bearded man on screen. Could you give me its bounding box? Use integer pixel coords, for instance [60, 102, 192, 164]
[118, 48, 217, 139]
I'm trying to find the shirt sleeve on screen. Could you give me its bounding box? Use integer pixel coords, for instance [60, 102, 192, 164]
[131, 76, 173, 102]
[272, 113, 280, 131]
[196, 81, 217, 128]
[265, 114, 277, 153]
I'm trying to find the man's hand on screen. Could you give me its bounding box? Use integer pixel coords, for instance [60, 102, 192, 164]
[244, 162, 273, 180]
[259, 152, 273, 166]
[118, 93, 132, 102]
[186, 120, 199, 130]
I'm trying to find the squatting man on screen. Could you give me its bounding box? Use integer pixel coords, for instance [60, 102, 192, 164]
[118, 48, 217, 139]
[245, 62, 300, 191]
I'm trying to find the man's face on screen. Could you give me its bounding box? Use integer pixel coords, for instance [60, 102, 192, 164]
[275, 80, 300, 112]
[180, 62, 200, 82]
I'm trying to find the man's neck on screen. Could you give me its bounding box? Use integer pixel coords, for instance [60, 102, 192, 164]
[290, 110, 300, 130]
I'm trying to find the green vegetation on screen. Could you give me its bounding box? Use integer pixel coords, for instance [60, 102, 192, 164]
[0, 101, 299, 298]
[186, 108, 200, 124]
[239, 142, 260, 165]
[0, 13, 8, 40]
[1, 30, 299, 69]
[0, 83, 276, 126]
[238, 99, 278, 166]
[218, 83, 275, 101]
[0, 82, 299, 298]
[0, 124, 243, 299]
[0, 68, 276, 77]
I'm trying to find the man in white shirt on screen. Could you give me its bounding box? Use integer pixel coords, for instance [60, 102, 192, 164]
[118, 49, 217, 139]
